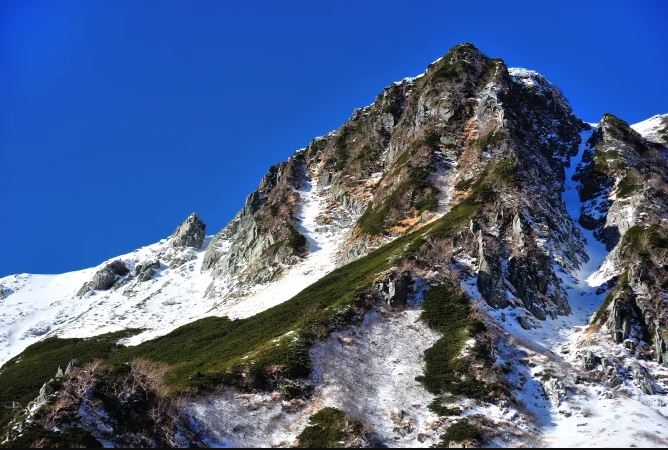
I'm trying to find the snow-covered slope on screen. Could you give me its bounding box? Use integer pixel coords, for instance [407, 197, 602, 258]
[631, 113, 668, 145]
[0, 169, 359, 365]
[0, 237, 212, 366]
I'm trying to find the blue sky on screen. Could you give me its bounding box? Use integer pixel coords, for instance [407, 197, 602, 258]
[1, 0, 666, 276]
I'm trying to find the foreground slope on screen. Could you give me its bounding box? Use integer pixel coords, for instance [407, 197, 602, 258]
[1, 44, 667, 447]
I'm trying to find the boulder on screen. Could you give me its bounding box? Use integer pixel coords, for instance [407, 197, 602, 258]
[654, 328, 668, 366]
[629, 362, 655, 395]
[77, 260, 129, 296]
[172, 212, 206, 248]
[582, 350, 600, 371]
[476, 232, 508, 309]
[542, 377, 566, 407]
[64, 359, 80, 376]
[0, 284, 12, 300]
[377, 271, 414, 307]
[135, 260, 161, 282]
[36, 381, 54, 405]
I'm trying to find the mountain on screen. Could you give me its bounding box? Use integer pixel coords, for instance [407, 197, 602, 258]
[1, 43, 667, 448]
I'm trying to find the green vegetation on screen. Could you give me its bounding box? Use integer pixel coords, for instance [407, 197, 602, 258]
[307, 137, 328, 158]
[428, 398, 462, 416]
[358, 164, 440, 236]
[622, 224, 668, 260]
[455, 177, 475, 191]
[354, 144, 383, 167]
[431, 43, 482, 82]
[327, 123, 360, 172]
[288, 225, 308, 255]
[438, 419, 480, 447]
[492, 157, 518, 182]
[593, 148, 624, 173]
[478, 130, 508, 151]
[593, 225, 667, 326]
[296, 407, 364, 448]
[425, 131, 442, 148]
[113, 204, 479, 392]
[428, 202, 480, 240]
[0, 330, 136, 432]
[417, 283, 487, 399]
[616, 175, 639, 198]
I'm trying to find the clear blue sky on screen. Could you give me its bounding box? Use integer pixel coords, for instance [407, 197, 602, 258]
[1, 0, 666, 276]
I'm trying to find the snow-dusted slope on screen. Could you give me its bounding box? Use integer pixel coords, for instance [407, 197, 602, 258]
[0, 166, 361, 364]
[0, 238, 213, 366]
[631, 113, 668, 145]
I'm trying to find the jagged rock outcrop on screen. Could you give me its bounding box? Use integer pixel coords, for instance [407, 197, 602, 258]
[375, 271, 414, 307]
[172, 212, 206, 248]
[0, 284, 11, 300]
[76, 260, 129, 296]
[134, 260, 160, 282]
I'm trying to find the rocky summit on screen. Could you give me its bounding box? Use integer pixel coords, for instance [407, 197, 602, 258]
[0, 44, 667, 448]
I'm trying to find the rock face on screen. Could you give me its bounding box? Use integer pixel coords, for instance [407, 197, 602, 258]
[172, 213, 206, 248]
[583, 116, 668, 365]
[0, 284, 12, 300]
[375, 271, 414, 307]
[77, 260, 130, 296]
[134, 260, 161, 282]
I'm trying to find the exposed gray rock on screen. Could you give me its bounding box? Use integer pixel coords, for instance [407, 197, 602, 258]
[376, 271, 413, 307]
[628, 362, 655, 395]
[77, 260, 129, 296]
[516, 314, 535, 330]
[601, 358, 624, 388]
[36, 381, 54, 405]
[55, 366, 64, 378]
[655, 329, 668, 366]
[583, 350, 600, 371]
[0, 284, 12, 300]
[542, 377, 566, 407]
[448, 439, 480, 448]
[476, 232, 508, 309]
[507, 255, 567, 320]
[135, 260, 161, 282]
[64, 359, 80, 376]
[172, 212, 206, 248]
